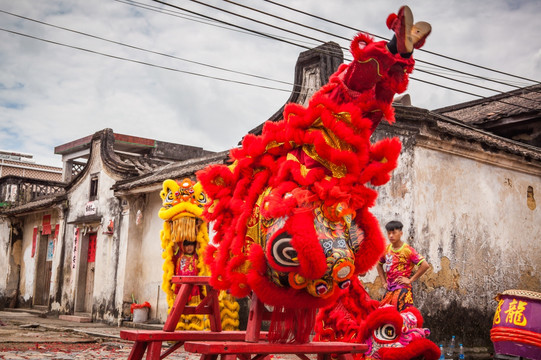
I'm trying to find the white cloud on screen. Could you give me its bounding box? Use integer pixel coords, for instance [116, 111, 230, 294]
[0, 0, 539, 167]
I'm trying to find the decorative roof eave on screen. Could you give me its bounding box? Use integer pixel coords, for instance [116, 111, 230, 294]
[112, 151, 230, 195]
[99, 129, 141, 178]
[61, 129, 139, 193]
[417, 125, 541, 176]
[389, 105, 541, 174]
[430, 113, 541, 161]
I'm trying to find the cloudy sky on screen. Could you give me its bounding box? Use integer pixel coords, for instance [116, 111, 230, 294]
[1, 0, 540, 167]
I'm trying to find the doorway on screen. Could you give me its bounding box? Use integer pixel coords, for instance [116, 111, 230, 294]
[75, 232, 97, 313]
[34, 233, 53, 306]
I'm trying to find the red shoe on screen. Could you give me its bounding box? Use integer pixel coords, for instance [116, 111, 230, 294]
[412, 21, 432, 49]
[386, 5, 414, 54]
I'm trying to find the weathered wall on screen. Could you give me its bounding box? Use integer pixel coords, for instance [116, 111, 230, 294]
[364, 129, 541, 348]
[20, 216, 37, 305]
[0, 220, 25, 310]
[115, 196, 132, 323]
[120, 190, 171, 323]
[412, 145, 540, 346]
[0, 218, 11, 307]
[58, 222, 77, 313]
[5, 236, 22, 308]
[363, 130, 417, 298]
[134, 191, 167, 321]
[369, 131, 417, 241]
[48, 208, 66, 313]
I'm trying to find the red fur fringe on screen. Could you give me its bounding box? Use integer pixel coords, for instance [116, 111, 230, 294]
[197, 32, 407, 314]
[268, 306, 317, 344]
[379, 338, 441, 360]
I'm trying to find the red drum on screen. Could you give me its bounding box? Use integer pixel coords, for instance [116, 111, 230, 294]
[491, 289, 541, 360]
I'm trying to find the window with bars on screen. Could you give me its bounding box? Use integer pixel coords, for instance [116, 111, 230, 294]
[89, 175, 99, 201]
[71, 162, 85, 178]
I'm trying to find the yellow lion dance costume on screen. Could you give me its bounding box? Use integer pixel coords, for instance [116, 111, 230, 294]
[159, 178, 239, 330]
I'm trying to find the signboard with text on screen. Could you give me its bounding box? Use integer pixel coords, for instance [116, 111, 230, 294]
[85, 201, 97, 216]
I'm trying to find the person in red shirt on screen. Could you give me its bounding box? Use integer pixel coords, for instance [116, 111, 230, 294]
[173, 240, 200, 298]
[376, 220, 430, 311]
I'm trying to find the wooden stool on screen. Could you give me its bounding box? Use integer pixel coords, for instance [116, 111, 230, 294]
[121, 276, 224, 360]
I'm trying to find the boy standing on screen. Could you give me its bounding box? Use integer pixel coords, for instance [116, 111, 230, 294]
[377, 220, 429, 311]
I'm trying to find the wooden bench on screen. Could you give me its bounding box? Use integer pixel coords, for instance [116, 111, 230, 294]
[121, 276, 367, 360]
[183, 341, 367, 360]
[120, 330, 269, 360]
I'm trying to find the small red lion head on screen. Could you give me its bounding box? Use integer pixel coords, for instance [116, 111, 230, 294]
[362, 306, 440, 360]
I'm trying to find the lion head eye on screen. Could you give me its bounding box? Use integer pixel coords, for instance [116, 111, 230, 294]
[374, 324, 398, 342]
[197, 192, 207, 205]
[165, 190, 174, 204]
[270, 232, 298, 267]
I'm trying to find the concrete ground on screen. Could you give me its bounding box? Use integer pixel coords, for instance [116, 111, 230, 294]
[0, 309, 497, 360]
[0, 309, 195, 359]
[0, 309, 301, 360]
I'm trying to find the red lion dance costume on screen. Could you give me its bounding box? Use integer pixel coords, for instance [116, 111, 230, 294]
[198, 6, 440, 359]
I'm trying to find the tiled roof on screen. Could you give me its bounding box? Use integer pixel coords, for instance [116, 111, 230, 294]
[391, 105, 541, 162]
[434, 84, 541, 125]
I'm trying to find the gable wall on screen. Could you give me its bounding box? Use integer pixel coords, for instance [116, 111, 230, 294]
[59, 139, 122, 321]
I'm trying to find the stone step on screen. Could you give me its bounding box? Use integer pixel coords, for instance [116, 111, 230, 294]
[59, 314, 92, 323]
[4, 307, 47, 316]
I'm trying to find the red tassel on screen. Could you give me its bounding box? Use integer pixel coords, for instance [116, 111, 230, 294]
[268, 306, 316, 344]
